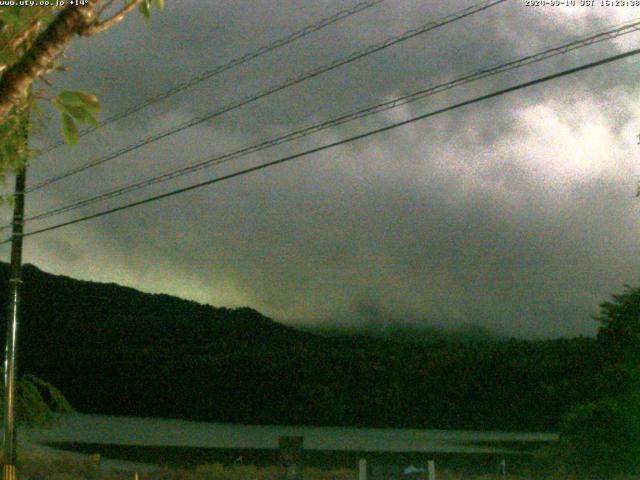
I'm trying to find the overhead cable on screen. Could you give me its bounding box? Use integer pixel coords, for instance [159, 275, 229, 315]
[6, 46, 639, 243]
[38, 0, 389, 154]
[18, 17, 640, 226]
[27, 0, 508, 193]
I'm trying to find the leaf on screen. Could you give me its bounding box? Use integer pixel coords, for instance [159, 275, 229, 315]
[57, 90, 84, 107]
[51, 97, 65, 113]
[53, 97, 99, 131]
[64, 105, 99, 129]
[56, 91, 100, 114]
[0, 45, 17, 70]
[0, 10, 23, 29]
[62, 113, 78, 146]
[82, 110, 99, 129]
[139, 0, 151, 19]
[75, 91, 100, 113]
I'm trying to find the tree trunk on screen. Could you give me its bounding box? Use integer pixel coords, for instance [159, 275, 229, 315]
[0, 1, 100, 123]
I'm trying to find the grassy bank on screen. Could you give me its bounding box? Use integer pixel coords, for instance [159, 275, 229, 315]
[18, 456, 356, 480]
[13, 448, 640, 480]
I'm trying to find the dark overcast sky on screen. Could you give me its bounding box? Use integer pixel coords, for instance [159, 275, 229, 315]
[4, 0, 640, 338]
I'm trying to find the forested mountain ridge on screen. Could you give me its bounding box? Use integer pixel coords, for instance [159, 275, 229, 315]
[0, 263, 614, 432]
[0, 263, 309, 351]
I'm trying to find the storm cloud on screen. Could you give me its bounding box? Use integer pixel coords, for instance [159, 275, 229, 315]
[7, 0, 640, 338]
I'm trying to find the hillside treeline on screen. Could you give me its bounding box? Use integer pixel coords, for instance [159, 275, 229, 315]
[0, 263, 624, 432]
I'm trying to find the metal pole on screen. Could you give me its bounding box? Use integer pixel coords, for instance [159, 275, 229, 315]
[3, 166, 26, 480]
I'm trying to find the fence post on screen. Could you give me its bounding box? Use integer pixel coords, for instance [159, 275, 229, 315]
[427, 460, 435, 480]
[279, 436, 304, 480]
[358, 458, 367, 480]
[90, 453, 101, 480]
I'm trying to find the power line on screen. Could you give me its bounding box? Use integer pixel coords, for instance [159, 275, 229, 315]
[7, 46, 639, 244]
[26, 0, 508, 193]
[17, 16, 640, 227]
[38, 0, 389, 155]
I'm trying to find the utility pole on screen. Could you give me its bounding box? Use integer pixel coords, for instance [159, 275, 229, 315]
[3, 166, 26, 480]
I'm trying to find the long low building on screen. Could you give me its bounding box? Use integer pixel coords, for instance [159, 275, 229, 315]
[22, 413, 559, 470]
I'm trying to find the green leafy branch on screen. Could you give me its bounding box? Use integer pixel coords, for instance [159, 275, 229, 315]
[0, 0, 164, 154]
[52, 91, 100, 146]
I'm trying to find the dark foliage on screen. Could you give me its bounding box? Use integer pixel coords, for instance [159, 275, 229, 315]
[594, 284, 640, 362]
[558, 285, 640, 478]
[560, 393, 640, 478]
[0, 263, 614, 431]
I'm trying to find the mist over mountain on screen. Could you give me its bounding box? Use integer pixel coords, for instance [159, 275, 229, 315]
[303, 321, 504, 345]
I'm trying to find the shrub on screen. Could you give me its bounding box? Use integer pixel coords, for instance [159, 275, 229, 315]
[0, 373, 74, 428]
[560, 392, 640, 478]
